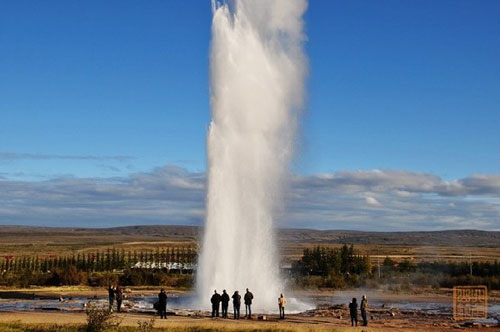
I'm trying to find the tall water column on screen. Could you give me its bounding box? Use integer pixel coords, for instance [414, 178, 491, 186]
[196, 0, 308, 311]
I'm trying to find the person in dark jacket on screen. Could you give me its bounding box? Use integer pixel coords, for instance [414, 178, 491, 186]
[211, 290, 221, 318]
[108, 285, 115, 311]
[244, 288, 253, 318]
[232, 290, 241, 320]
[360, 295, 368, 326]
[158, 289, 168, 319]
[115, 286, 123, 313]
[221, 289, 230, 318]
[348, 297, 358, 327]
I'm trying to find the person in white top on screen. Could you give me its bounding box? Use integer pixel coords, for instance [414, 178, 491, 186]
[278, 293, 287, 319]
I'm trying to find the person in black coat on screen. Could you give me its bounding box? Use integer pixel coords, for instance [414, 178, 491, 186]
[108, 285, 115, 311]
[158, 289, 168, 319]
[244, 288, 254, 318]
[221, 289, 230, 318]
[232, 290, 241, 320]
[349, 297, 358, 327]
[115, 286, 123, 313]
[211, 290, 221, 318]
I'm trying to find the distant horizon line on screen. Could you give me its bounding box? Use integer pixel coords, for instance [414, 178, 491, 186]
[0, 223, 498, 234]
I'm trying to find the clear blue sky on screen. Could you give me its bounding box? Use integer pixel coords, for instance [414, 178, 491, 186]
[2, 0, 499, 180]
[1, 1, 499, 229]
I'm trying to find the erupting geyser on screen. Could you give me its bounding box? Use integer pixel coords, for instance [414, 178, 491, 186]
[196, 0, 308, 311]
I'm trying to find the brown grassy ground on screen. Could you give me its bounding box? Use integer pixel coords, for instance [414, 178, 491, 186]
[1, 226, 498, 330]
[280, 242, 500, 264]
[1, 226, 499, 264]
[0, 226, 198, 257]
[0, 288, 498, 331]
[0, 311, 492, 332]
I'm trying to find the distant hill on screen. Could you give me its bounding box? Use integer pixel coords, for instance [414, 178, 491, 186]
[0, 225, 499, 247]
[279, 228, 500, 247]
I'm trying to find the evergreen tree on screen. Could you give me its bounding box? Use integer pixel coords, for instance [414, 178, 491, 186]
[87, 253, 93, 271]
[20, 256, 27, 270]
[82, 253, 87, 271]
[111, 248, 117, 270]
[120, 248, 125, 268]
[94, 252, 99, 271]
[64, 256, 69, 269]
[34, 256, 40, 271]
[76, 253, 81, 269]
[106, 248, 111, 271]
[161, 249, 166, 266]
[166, 248, 172, 264]
[155, 247, 160, 265]
[175, 248, 180, 263]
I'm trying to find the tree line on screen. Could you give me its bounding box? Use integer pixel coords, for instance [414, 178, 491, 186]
[380, 257, 500, 290]
[1, 247, 197, 273]
[382, 257, 500, 278]
[291, 245, 500, 290]
[293, 244, 371, 276]
[291, 245, 371, 289]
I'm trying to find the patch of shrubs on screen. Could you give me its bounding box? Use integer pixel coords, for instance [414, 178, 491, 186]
[85, 302, 121, 332]
[0, 265, 193, 288]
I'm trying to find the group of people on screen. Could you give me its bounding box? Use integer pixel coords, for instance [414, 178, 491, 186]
[107, 285, 124, 312]
[210, 289, 287, 320]
[107, 285, 286, 320]
[109, 285, 168, 318]
[210, 288, 252, 319]
[348, 295, 368, 327]
[108, 285, 365, 324]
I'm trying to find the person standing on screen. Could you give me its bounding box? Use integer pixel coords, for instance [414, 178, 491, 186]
[278, 293, 286, 319]
[108, 285, 115, 311]
[360, 295, 368, 326]
[211, 290, 221, 318]
[244, 288, 253, 318]
[232, 290, 241, 320]
[221, 289, 230, 318]
[158, 289, 168, 319]
[348, 297, 358, 327]
[115, 286, 123, 313]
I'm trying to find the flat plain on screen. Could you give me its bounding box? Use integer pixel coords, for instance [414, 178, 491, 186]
[0, 225, 499, 330]
[0, 225, 499, 264]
